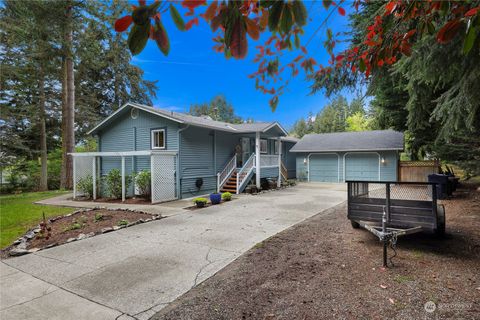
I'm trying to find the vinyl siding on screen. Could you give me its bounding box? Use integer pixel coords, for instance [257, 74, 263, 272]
[296, 150, 398, 182]
[215, 132, 239, 172]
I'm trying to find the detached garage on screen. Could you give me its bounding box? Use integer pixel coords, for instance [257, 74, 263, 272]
[290, 130, 404, 182]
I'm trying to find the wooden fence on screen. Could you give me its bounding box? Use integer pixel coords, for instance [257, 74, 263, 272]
[399, 160, 440, 182]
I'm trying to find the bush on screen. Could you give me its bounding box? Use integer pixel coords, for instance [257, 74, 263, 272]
[77, 175, 94, 198]
[134, 170, 151, 199]
[193, 197, 208, 207]
[104, 169, 132, 199]
[221, 192, 232, 201]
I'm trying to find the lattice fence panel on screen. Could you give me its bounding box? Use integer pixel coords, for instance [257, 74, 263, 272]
[151, 153, 177, 203]
[74, 156, 94, 198]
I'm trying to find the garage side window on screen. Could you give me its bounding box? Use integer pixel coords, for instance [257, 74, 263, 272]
[151, 129, 165, 149]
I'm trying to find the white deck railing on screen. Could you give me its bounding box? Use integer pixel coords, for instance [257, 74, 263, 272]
[260, 154, 279, 167]
[237, 153, 255, 194]
[217, 154, 237, 192]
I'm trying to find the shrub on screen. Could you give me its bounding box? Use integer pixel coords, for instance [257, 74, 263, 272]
[104, 169, 132, 199]
[94, 213, 104, 222]
[77, 175, 94, 198]
[193, 197, 208, 204]
[134, 170, 151, 199]
[117, 219, 129, 227]
[221, 192, 232, 201]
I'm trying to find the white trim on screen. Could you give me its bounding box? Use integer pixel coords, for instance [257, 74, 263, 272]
[151, 129, 166, 150]
[343, 152, 381, 182]
[307, 153, 340, 183]
[262, 121, 288, 136]
[69, 150, 178, 157]
[277, 137, 282, 188]
[255, 132, 261, 188]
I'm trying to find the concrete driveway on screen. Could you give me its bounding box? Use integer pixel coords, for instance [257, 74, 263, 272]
[0, 183, 346, 320]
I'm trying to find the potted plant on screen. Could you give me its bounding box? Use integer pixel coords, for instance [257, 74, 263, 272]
[193, 197, 208, 208]
[221, 192, 232, 201]
[210, 192, 221, 205]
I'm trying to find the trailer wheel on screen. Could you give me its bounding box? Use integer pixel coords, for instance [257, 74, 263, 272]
[350, 220, 360, 229]
[435, 204, 446, 237]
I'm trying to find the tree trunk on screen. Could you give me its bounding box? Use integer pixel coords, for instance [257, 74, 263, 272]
[38, 64, 48, 191]
[60, 1, 75, 190]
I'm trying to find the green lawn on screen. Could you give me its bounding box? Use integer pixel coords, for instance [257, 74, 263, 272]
[0, 191, 75, 248]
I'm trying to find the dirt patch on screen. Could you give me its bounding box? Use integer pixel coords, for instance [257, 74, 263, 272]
[152, 183, 480, 320]
[2, 209, 161, 259]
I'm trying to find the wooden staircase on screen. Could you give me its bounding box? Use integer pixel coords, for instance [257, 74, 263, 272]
[220, 171, 237, 193]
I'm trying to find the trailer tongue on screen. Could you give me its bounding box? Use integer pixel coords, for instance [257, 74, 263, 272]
[347, 181, 445, 267]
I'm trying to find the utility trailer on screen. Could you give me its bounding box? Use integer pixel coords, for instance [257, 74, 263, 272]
[346, 181, 445, 267]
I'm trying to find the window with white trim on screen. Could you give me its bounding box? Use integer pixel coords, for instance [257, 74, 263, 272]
[151, 129, 165, 149]
[274, 140, 279, 154]
[260, 139, 268, 153]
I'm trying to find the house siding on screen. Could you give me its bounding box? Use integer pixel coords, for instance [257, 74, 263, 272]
[97, 107, 180, 176]
[295, 150, 398, 182]
[282, 141, 297, 179]
[179, 126, 216, 198]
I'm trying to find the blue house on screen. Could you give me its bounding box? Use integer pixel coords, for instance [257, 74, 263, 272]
[71, 102, 297, 203]
[290, 130, 404, 182]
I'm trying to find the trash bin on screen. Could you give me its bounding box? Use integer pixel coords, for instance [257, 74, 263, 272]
[428, 174, 449, 199]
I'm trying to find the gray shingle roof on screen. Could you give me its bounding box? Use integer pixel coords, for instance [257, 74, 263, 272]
[89, 102, 287, 135]
[132, 103, 287, 133]
[289, 130, 404, 152]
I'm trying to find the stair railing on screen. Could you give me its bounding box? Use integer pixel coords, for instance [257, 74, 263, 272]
[217, 154, 237, 192]
[236, 153, 255, 194]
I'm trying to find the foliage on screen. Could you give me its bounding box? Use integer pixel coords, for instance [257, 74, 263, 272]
[76, 175, 94, 199]
[104, 169, 132, 199]
[94, 213, 104, 223]
[189, 95, 243, 123]
[290, 96, 368, 138]
[134, 170, 151, 199]
[117, 219, 129, 227]
[193, 197, 208, 204]
[0, 191, 72, 248]
[221, 192, 232, 201]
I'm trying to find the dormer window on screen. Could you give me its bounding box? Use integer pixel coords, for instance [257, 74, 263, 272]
[151, 129, 165, 149]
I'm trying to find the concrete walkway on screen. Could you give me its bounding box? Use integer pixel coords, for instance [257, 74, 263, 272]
[1, 183, 346, 320]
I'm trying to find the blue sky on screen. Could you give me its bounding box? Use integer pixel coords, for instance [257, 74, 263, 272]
[131, 2, 353, 130]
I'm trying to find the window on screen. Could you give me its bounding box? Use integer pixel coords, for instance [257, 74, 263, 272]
[274, 140, 279, 154]
[260, 139, 268, 153]
[151, 129, 165, 149]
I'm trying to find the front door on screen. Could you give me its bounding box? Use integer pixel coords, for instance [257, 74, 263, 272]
[241, 137, 251, 165]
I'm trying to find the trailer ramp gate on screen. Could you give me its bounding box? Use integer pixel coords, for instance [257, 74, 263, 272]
[347, 181, 444, 267]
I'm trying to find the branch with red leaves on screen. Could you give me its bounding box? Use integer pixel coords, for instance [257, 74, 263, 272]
[113, 0, 480, 110]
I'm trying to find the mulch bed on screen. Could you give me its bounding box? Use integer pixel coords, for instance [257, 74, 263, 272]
[152, 182, 480, 320]
[75, 197, 151, 204]
[2, 209, 161, 259]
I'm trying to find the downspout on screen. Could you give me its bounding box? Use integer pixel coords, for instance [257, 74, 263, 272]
[177, 124, 190, 198]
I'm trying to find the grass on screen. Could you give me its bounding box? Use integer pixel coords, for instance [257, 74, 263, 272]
[0, 190, 75, 248]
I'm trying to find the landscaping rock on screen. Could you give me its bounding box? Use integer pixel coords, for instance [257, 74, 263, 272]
[66, 237, 77, 243]
[25, 231, 35, 240]
[101, 227, 114, 233]
[113, 226, 121, 231]
[10, 248, 29, 256]
[77, 233, 87, 240]
[16, 241, 27, 250]
[13, 239, 22, 245]
[45, 243, 58, 248]
[86, 232, 95, 237]
[33, 228, 41, 233]
[28, 248, 40, 253]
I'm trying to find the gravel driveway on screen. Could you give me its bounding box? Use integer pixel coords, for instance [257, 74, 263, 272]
[0, 183, 346, 320]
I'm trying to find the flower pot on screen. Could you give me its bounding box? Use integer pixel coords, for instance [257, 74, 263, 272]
[195, 201, 206, 208]
[210, 193, 221, 205]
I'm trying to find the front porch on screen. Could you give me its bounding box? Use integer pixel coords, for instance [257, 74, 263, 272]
[217, 132, 289, 194]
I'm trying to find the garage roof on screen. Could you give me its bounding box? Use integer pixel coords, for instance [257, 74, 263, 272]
[290, 130, 404, 152]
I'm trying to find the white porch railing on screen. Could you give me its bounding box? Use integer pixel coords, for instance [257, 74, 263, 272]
[217, 154, 237, 192]
[237, 153, 255, 194]
[260, 154, 279, 167]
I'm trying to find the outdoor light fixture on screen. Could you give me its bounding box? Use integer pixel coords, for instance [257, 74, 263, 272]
[304, 157, 307, 164]
[381, 157, 386, 164]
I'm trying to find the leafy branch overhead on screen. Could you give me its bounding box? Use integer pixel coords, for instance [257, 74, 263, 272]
[114, 1, 480, 110]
